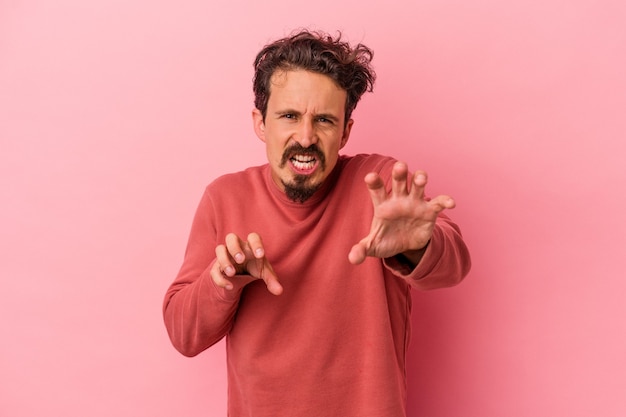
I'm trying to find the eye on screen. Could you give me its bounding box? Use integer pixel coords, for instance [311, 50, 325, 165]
[281, 113, 296, 120]
[316, 117, 333, 124]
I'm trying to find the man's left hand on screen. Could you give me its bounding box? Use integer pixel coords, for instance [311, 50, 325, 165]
[348, 161, 455, 266]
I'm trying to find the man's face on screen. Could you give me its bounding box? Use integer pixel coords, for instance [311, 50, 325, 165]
[252, 69, 353, 202]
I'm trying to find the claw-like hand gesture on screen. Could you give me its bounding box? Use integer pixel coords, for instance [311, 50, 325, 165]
[348, 161, 456, 266]
[210, 232, 283, 295]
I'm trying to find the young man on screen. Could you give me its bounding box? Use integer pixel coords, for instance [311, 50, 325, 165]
[163, 30, 471, 417]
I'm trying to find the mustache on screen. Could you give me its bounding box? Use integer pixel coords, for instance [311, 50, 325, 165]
[280, 143, 326, 167]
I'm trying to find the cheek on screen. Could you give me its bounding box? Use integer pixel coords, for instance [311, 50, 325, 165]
[325, 152, 340, 170]
[268, 144, 290, 170]
[324, 138, 343, 159]
[266, 139, 284, 157]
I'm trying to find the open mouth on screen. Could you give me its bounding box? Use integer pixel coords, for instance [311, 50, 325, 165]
[281, 143, 326, 176]
[289, 154, 318, 173]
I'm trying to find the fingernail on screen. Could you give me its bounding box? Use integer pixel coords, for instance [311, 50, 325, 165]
[234, 253, 244, 263]
[255, 248, 264, 257]
[225, 266, 235, 276]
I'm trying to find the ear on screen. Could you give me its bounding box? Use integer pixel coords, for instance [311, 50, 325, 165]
[340, 118, 354, 149]
[252, 109, 266, 142]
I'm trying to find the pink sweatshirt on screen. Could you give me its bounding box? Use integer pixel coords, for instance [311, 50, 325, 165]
[163, 154, 471, 417]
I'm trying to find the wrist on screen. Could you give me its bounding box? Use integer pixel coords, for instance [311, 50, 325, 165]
[398, 240, 430, 268]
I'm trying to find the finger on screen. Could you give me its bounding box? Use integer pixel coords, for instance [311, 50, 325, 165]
[409, 170, 428, 200]
[391, 161, 409, 197]
[428, 194, 456, 212]
[259, 259, 283, 296]
[210, 260, 234, 290]
[348, 241, 368, 265]
[225, 232, 246, 264]
[215, 244, 237, 277]
[364, 172, 387, 206]
[247, 232, 265, 259]
[244, 232, 282, 295]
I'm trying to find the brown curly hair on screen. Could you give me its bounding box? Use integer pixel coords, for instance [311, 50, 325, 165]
[253, 30, 376, 125]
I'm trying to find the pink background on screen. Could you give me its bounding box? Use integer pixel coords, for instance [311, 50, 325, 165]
[1, 0, 625, 416]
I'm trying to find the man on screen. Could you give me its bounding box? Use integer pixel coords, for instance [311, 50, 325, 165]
[163, 30, 471, 417]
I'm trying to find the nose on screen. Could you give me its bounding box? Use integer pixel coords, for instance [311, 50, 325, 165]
[295, 117, 318, 148]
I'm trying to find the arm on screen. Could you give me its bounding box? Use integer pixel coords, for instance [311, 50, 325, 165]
[163, 264, 242, 357]
[162, 190, 281, 357]
[162, 189, 237, 356]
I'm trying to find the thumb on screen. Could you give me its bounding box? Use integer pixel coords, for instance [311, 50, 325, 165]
[348, 241, 368, 265]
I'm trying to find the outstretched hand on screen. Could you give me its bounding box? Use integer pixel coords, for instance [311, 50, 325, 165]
[210, 232, 283, 295]
[348, 161, 455, 266]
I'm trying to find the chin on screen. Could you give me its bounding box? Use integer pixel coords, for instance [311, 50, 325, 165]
[282, 176, 322, 203]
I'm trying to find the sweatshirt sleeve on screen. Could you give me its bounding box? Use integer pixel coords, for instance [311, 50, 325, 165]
[383, 212, 471, 290]
[162, 187, 243, 357]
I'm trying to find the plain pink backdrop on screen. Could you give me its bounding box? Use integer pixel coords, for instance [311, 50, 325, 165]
[1, 1, 625, 416]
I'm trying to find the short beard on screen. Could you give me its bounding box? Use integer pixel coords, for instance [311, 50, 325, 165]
[282, 175, 321, 203]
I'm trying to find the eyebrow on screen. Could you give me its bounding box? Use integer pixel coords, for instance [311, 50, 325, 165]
[275, 109, 340, 123]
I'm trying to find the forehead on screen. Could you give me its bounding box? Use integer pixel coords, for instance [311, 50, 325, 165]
[267, 69, 347, 110]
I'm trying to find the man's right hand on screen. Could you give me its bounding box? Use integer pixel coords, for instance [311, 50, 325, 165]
[210, 232, 283, 295]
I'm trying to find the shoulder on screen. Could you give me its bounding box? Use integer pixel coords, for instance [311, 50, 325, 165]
[338, 153, 397, 178]
[326, 154, 398, 198]
[198, 164, 268, 209]
[207, 164, 267, 191]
